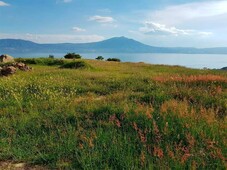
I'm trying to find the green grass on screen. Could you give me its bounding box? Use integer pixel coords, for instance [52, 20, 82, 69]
[0, 58, 226, 169]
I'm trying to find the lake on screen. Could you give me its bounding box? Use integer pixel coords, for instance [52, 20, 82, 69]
[11, 53, 227, 69]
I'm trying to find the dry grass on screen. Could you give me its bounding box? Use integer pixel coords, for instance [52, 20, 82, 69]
[0, 59, 226, 169]
[153, 74, 227, 83]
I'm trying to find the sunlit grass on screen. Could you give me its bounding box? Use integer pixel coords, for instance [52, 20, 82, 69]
[0, 59, 226, 169]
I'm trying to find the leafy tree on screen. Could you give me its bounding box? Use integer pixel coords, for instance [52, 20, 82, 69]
[96, 56, 104, 60]
[106, 58, 121, 62]
[64, 53, 82, 59]
[49, 55, 54, 59]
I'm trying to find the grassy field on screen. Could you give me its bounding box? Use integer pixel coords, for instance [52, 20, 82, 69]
[0, 59, 226, 169]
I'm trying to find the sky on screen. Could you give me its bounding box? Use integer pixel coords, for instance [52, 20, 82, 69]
[0, 0, 227, 47]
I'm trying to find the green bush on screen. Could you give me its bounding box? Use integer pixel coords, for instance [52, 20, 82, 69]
[15, 58, 65, 66]
[15, 58, 37, 64]
[96, 56, 104, 60]
[64, 53, 82, 59]
[107, 58, 121, 62]
[0, 62, 15, 67]
[60, 61, 91, 69]
[49, 55, 54, 59]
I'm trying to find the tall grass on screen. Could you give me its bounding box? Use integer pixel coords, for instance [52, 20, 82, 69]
[0, 59, 226, 169]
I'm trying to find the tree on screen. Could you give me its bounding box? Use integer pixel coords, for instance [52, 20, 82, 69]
[106, 58, 121, 62]
[96, 56, 104, 60]
[49, 55, 54, 59]
[64, 53, 82, 59]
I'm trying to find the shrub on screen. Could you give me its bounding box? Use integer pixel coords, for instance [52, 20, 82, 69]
[15, 58, 65, 66]
[44, 58, 65, 66]
[15, 58, 37, 64]
[64, 53, 82, 59]
[96, 56, 104, 60]
[0, 62, 15, 67]
[106, 58, 121, 62]
[49, 55, 54, 59]
[60, 61, 91, 69]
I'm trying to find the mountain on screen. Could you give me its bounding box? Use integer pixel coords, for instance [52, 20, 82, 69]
[1, 36, 227, 54]
[0, 39, 40, 52]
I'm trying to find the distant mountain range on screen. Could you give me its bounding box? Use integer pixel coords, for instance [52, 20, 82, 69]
[1, 36, 227, 54]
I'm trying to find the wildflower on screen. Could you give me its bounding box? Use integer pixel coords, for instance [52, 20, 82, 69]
[140, 151, 146, 167]
[153, 121, 159, 134]
[133, 122, 138, 131]
[145, 109, 152, 119]
[138, 129, 147, 143]
[153, 146, 164, 159]
[181, 153, 191, 163]
[167, 148, 175, 159]
[88, 138, 94, 148]
[186, 133, 195, 148]
[109, 114, 116, 122]
[115, 119, 121, 128]
[79, 143, 83, 149]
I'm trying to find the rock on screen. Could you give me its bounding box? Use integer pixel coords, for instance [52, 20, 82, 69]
[15, 62, 28, 71]
[11, 62, 32, 71]
[16, 62, 26, 67]
[1, 66, 17, 76]
[0, 62, 32, 76]
[0, 54, 14, 63]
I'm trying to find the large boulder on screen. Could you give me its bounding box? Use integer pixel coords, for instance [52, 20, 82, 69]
[15, 62, 32, 71]
[1, 66, 17, 76]
[0, 54, 14, 63]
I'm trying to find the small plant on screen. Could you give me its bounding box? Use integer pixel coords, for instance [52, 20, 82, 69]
[64, 53, 82, 59]
[96, 56, 104, 60]
[106, 58, 121, 62]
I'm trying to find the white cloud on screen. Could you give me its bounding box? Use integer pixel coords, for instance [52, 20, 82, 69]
[0, 33, 105, 43]
[0, 1, 9, 6]
[149, 1, 227, 25]
[139, 22, 212, 36]
[89, 15, 114, 23]
[72, 27, 86, 32]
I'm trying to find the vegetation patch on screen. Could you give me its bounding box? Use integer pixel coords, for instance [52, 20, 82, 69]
[60, 60, 92, 69]
[0, 59, 226, 169]
[96, 56, 104, 60]
[15, 58, 65, 66]
[64, 53, 82, 59]
[107, 58, 121, 62]
[153, 74, 227, 83]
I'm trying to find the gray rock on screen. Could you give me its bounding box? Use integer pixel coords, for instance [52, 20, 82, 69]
[16, 62, 32, 71]
[1, 66, 17, 76]
[0, 54, 14, 63]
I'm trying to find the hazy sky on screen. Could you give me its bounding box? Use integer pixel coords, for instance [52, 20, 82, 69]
[1, 0, 227, 47]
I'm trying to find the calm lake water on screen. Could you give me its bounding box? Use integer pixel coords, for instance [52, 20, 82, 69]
[11, 53, 227, 69]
